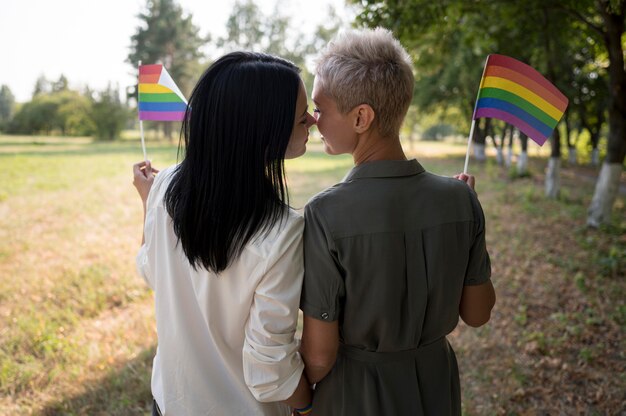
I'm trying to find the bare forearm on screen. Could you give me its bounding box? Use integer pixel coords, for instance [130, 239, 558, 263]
[300, 315, 339, 384]
[303, 361, 333, 385]
[460, 281, 496, 327]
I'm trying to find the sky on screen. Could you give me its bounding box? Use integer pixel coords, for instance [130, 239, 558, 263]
[0, 0, 354, 102]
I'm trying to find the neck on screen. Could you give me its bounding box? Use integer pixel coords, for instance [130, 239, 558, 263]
[352, 132, 407, 165]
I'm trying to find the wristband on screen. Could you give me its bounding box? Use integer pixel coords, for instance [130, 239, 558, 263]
[294, 403, 312, 415]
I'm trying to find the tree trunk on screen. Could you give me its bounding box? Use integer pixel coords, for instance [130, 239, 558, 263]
[473, 118, 487, 162]
[545, 158, 561, 198]
[587, 1, 626, 225]
[506, 125, 514, 167]
[565, 112, 577, 164]
[587, 163, 622, 227]
[517, 132, 529, 175]
[568, 147, 577, 165]
[591, 147, 600, 166]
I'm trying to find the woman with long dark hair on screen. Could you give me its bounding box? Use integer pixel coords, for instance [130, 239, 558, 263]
[133, 52, 315, 415]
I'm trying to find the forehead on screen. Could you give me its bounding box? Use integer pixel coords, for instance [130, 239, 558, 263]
[311, 77, 327, 103]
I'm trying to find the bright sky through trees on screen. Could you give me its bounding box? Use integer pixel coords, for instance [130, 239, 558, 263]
[0, 0, 350, 102]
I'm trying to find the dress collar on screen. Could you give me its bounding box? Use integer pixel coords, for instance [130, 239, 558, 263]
[342, 159, 425, 182]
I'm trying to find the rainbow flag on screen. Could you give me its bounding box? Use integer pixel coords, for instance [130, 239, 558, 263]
[138, 64, 187, 121]
[472, 54, 568, 145]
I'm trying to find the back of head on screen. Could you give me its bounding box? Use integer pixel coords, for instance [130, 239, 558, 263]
[165, 51, 301, 273]
[315, 27, 414, 138]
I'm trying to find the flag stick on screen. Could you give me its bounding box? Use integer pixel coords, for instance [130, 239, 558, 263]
[138, 60, 148, 163]
[463, 56, 490, 174]
[140, 120, 147, 162]
[463, 119, 477, 174]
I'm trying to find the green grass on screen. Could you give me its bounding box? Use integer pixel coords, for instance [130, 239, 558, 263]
[0, 133, 624, 415]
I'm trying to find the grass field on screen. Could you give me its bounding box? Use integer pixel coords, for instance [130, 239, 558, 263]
[0, 134, 624, 415]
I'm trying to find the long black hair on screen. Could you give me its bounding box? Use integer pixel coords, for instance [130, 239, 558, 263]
[164, 52, 301, 273]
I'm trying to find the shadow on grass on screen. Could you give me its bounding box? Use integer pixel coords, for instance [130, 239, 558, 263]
[41, 346, 156, 416]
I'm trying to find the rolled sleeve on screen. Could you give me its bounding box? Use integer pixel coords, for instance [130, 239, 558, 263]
[243, 215, 305, 402]
[300, 202, 344, 322]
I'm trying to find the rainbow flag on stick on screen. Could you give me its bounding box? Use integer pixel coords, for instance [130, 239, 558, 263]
[137, 63, 188, 161]
[464, 54, 568, 173]
[138, 64, 187, 121]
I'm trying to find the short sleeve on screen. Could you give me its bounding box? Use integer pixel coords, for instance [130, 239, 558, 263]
[300, 201, 345, 322]
[464, 190, 492, 286]
[242, 214, 305, 402]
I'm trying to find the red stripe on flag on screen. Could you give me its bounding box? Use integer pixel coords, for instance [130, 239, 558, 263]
[484, 66, 568, 111]
[486, 55, 568, 107]
[139, 74, 160, 84]
[139, 64, 162, 75]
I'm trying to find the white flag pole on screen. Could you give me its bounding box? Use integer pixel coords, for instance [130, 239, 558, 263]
[463, 119, 476, 174]
[463, 55, 490, 174]
[138, 60, 148, 163]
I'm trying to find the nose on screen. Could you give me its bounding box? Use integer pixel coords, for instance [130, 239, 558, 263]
[305, 112, 317, 128]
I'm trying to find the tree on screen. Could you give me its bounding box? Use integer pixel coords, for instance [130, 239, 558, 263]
[51, 75, 69, 93]
[217, 0, 344, 96]
[128, 0, 206, 139]
[32, 75, 50, 97]
[90, 85, 130, 141]
[353, 0, 625, 224]
[0, 85, 15, 132]
[551, 0, 626, 226]
[8, 90, 93, 136]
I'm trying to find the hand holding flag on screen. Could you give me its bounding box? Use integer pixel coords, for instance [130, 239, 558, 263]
[464, 54, 569, 173]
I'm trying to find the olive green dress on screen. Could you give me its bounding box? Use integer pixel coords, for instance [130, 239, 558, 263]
[300, 159, 491, 416]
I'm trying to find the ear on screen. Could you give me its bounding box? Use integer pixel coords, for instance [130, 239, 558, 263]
[351, 104, 375, 133]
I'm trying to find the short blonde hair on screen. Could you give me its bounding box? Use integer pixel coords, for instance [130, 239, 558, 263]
[315, 27, 414, 138]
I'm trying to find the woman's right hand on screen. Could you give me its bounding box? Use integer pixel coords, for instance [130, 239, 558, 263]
[133, 160, 159, 205]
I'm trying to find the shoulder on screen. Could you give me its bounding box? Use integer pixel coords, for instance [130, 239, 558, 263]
[247, 208, 304, 259]
[305, 182, 349, 214]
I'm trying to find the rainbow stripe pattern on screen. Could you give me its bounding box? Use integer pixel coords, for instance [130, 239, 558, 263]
[472, 54, 568, 145]
[138, 64, 188, 121]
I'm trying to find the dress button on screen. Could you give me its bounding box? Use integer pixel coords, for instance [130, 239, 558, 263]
[321, 312, 329, 320]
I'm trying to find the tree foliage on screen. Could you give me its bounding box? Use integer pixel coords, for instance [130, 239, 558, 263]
[352, 0, 625, 163]
[0, 85, 15, 132]
[128, 0, 206, 97]
[8, 90, 93, 136]
[128, 0, 206, 139]
[89, 85, 130, 141]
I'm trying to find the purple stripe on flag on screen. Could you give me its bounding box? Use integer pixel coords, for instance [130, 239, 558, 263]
[474, 108, 548, 145]
[139, 111, 186, 121]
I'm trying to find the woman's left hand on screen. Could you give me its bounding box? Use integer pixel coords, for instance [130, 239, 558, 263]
[454, 173, 475, 191]
[133, 160, 159, 204]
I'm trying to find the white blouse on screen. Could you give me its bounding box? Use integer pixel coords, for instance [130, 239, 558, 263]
[136, 166, 304, 416]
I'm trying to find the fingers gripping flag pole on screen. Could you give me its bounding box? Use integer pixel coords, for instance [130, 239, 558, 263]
[137, 62, 188, 162]
[464, 54, 569, 174]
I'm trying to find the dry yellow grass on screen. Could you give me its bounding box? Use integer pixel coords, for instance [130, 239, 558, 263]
[0, 134, 623, 414]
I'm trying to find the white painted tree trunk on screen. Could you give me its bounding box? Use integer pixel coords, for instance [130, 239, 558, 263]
[496, 147, 504, 165]
[587, 163, 622, 227]
[568, 147, 577, 165]
[506, 147, 513, 167]
[516, 151, 528, 175]
[474, 143, 486, 162]
[591, 148, 600, 167]
[545, 157, 561, 198]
